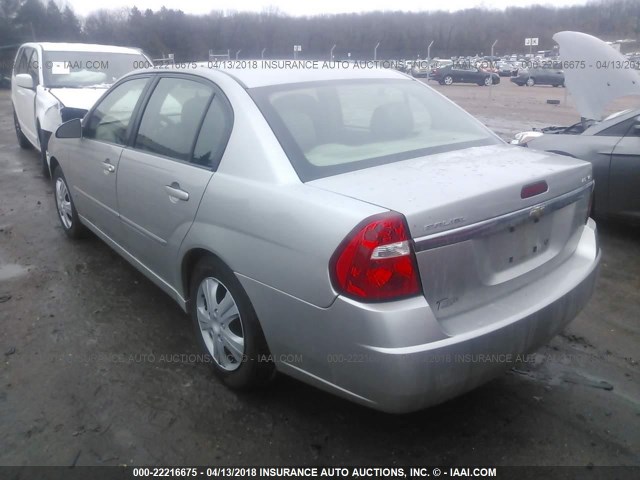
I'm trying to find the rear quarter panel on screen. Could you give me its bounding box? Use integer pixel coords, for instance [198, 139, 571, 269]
[184, 178, 383, 308]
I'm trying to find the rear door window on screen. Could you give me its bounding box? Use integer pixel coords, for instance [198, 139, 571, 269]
[191, 94, 233, 169]
[134, 77, 213, 161]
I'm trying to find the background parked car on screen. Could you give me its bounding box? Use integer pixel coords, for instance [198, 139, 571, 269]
[423, 59, 453, 78]
[478, 61, 499, 74]
[431, 64, 500, 86]
[410, 59, 431, 77]
[510, 60, 526, 75]
[496, 61, 516, 77]
[511, 66, 565, 87]
[11, 42, 151, 176]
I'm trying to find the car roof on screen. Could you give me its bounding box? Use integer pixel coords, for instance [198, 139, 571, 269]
[224, 65, 408, 88]
[20, 42, 143, 55]
[146, 63, 411, 88]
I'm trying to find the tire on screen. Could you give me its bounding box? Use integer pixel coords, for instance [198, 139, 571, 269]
[438, 80, 445, 85]
[443, 75, 453, 85]
[190, 256, 275, 390]
[526, 77, 535, 87]
[483, 76, 493, 86]
[52, 166, 86, 239]
[37, 125, 51, 178]
[13, 108, 32, 149]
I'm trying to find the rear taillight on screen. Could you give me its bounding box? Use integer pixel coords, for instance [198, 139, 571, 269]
[330, 213, 421, 302]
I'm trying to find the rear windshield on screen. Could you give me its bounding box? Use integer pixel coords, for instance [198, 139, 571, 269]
[250, 79, 499, 181]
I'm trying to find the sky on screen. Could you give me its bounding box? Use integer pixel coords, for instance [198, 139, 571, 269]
[65, 0, 591, 17]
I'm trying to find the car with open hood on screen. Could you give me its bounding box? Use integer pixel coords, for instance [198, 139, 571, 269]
[47, 64, 599, 413]
[11, 42, 152, 176]
[513, 31, 640, 221]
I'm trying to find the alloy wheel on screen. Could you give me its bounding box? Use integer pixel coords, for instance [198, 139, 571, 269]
[55, 177, 73, 230]
[196, 277, 245, 371]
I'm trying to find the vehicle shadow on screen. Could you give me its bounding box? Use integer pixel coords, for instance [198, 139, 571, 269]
[225, 369, 544, 464]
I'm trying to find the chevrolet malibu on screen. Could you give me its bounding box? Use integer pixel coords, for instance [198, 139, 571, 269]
[47, 66, 600, 413]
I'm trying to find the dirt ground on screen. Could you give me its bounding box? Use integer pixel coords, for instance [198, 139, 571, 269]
[0, 81, 639, 468]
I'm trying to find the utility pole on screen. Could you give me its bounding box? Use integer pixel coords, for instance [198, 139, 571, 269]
[235, 50, 241, 60]
[261, 48, 266, 59]
[427, 40, 434, 62]
[374, 42, 380, 61]
[330, 44, 336, 61]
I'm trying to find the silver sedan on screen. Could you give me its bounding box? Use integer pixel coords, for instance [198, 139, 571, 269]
[47, 66, 600, 413]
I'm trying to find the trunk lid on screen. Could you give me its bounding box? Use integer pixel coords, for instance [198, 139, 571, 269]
[309, 144, 593, 324]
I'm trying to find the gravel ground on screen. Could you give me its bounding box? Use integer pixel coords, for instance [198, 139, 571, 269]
[0, 82, 639, 468]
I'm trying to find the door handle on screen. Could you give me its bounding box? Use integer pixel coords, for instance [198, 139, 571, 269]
[102, 159, 115, 173]
[165, 183, 190, 202]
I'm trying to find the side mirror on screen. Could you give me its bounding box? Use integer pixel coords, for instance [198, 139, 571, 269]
[15, 73, 34, 89]
[55, 118, 82, 139]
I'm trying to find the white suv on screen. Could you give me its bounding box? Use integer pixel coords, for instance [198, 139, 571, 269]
[11, 42, 151, 176]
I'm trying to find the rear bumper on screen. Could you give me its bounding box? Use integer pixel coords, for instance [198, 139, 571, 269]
[240, 219, 600, 413]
